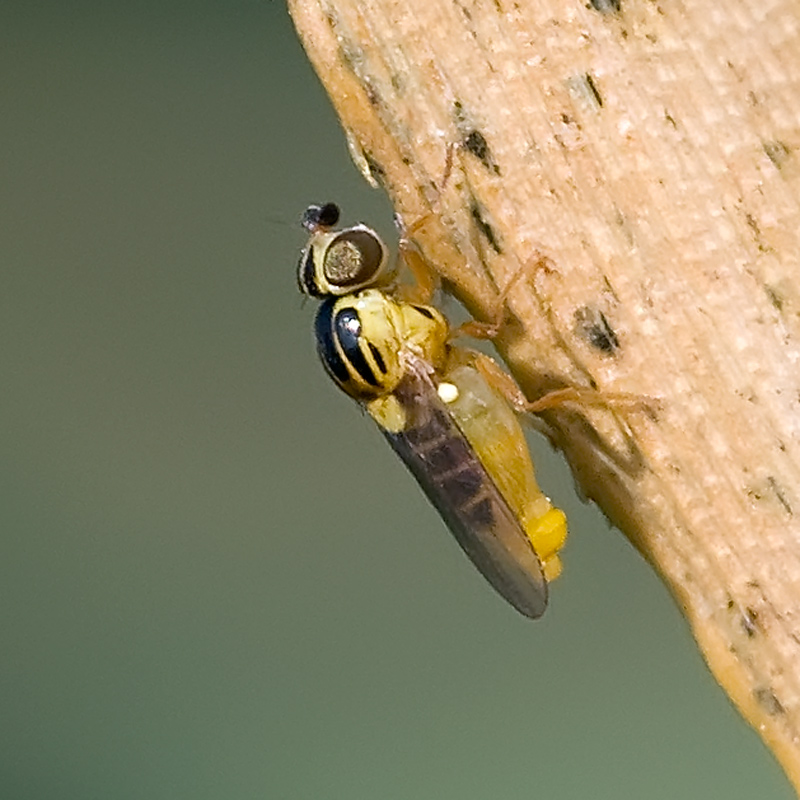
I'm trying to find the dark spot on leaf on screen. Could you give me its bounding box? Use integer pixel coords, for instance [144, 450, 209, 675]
[574, 306, 620, 354]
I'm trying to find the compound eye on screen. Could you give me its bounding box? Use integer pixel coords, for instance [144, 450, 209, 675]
[302, 202, 341, 231]
[323, 228, 388, 291]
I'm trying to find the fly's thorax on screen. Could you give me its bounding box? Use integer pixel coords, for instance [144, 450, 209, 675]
[298, 221, 392, 297]
[395, 301, 449, 369]
[314, 290, 404, 399]
[314, 288, 450, 402]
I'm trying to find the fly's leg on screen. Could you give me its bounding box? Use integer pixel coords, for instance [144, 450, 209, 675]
[451, 253, 556, 341]
[519, 387, 658, 415]
[462, 347, 655, 567]
[394, 233, 440, 305]
[391, 142, 460, 305]
[470, 351, 656, 416]
[452, 254, 658, 416]
[392, 200, 451, 304]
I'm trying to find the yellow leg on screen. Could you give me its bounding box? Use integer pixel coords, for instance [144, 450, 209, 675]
[392, 139, 459, 305]
[389, 207, 444, 305]
[451, 252, 555, 341]
[468, 350, 658, 417]
[520, 386, 658, 415]
[394, 244, 439, 305]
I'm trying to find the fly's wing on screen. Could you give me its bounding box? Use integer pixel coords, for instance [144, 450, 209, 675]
[375, 363, 548, 619]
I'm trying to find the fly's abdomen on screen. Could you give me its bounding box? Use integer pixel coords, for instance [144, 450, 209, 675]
[403, 407, 499, 533]
[440, 363, 568, 581]
[380, 371, 548, 618]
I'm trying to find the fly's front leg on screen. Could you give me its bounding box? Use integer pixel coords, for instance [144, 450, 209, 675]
[389, 204, 451, 305]
[392, 142, 461, 305]
[394, 230, 440, 305]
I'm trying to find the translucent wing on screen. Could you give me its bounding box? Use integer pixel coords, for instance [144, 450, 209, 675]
[374, 361, 548, 619]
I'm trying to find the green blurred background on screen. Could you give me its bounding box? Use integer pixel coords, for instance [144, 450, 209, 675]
[0, 3, 792, 798]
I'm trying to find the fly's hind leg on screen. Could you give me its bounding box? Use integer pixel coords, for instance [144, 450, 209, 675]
[468, 349, 656, 418]
[462, 346, 655, 562]
[451, 253, 658, 417]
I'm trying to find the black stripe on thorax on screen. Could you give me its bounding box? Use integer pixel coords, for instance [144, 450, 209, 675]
[314, 299, 350, 387]
[333, 306, 379, 388]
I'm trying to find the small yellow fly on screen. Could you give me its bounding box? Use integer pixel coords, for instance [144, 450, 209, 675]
[298, 203, 567, 618]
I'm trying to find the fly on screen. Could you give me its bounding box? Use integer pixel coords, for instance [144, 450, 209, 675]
[298, 203, 567, 618]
